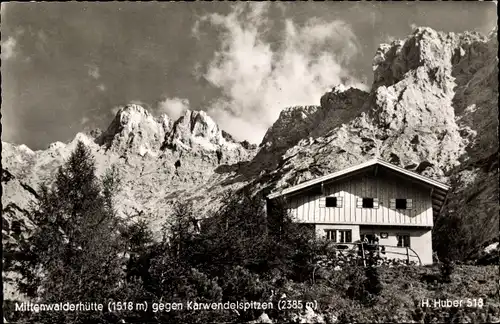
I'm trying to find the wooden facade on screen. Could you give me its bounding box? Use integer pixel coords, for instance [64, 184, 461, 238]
[285, 174, 434, 226]
[266, 159, 450, 265]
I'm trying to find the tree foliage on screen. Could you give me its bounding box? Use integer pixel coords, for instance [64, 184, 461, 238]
[8, 145, 353, 323]
[14, 141, 132, 323]
[136, 189, 318, 322]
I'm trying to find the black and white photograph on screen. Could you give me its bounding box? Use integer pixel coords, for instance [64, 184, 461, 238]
[1, 2, 499, 323]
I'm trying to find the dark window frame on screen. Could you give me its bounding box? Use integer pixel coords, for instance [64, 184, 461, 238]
[325, 229, 352, 243]
[338, 229, 352, 243]
[362, 198, 374, 208]
[325, 196, 338, 207]
[324, 229, 336, 241]
[395, 198, 407, 209]
[397, 234, 411, 247]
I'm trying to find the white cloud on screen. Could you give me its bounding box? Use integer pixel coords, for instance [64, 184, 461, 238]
[110, 101, 151, 116]
[157, 97, 190, 120]
[110, 106, 121, 116]
[130, 100, 147, 106]
[87, 64, 100, 79]
[15, 27, 25, 36]
[195, 4, 366, 144]
[1, 37, 17, 60]
[81, 116, 90, 125]
[97, 83, 106, 92]
[383, 34, 397, 44]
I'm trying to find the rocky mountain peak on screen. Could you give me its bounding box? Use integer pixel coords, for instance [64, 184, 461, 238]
[118, 104, 154, 126]
[161, 111, 259, 169]
[95, 104, 251, 159]
[96, 104, 171, 156]
[165, 109, 236, 152]
[256, 86, 370, 170]
[372, 27, 488, 90]
[368, 27, 497, 169]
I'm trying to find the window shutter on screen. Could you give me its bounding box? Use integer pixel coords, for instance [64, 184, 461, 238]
[319, 197, 326, 208]
[390, 199, 396, 209]
[337, 197, 343, 208]
[373, 198, 379, 209]
[356, 198, 363, 208]
[407, 199, 413, 210]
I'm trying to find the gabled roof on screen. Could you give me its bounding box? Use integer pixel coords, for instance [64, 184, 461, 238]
[267, 158, 450, 216]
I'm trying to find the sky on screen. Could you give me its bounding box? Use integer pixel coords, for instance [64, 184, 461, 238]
[1, 2, 497, 150]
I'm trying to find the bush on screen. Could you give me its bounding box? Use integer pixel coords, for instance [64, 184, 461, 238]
[346, 265, 367, 301]
[220, 266, 272, 321]
[441, 258, 455, 283]
[365, 265, 383, 298]
[221, 266, 271, 302]
[148, 257, 232, 323]
[344, 256, 383, 306]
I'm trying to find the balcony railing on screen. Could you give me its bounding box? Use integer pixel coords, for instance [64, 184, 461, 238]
[326, 242, 422, 266]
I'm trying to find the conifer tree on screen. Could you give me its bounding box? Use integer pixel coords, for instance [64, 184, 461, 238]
[16, 141, 126, 323]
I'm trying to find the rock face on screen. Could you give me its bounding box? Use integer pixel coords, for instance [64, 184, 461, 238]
[97, 104, 172, 156]
[2, 168, 37, 243]
[257, 87, 370, 171]
[96, 105, 251, 164]
[2, 27, 498, 262]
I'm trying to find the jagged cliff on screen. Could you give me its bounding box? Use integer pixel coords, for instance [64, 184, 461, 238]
[2, 27, 498, 257]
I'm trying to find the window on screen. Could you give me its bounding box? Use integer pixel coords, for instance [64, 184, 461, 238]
[390, 198, 413, 210]
[363, 198, 373, 208]
[325, 197, 337, 207]
[319, 196, 343, 208]
[397, 234, 411, 247]
[339, 230, 352, 243]
[395, 199, 407, 209]
[324, 229, 336, 241]
[325, 229, 352, 243]
[357, 197, 379, 209]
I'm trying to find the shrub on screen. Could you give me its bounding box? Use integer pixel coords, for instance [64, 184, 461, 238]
[441, 258, 455, 283]
[346, 265, 367, 301]
[365, 265, 383, 298]
[148, 258, 232, 323]
[220, 266, 272, 321]
[344, 257, 383, 306]
[221, 266, 271, 302]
